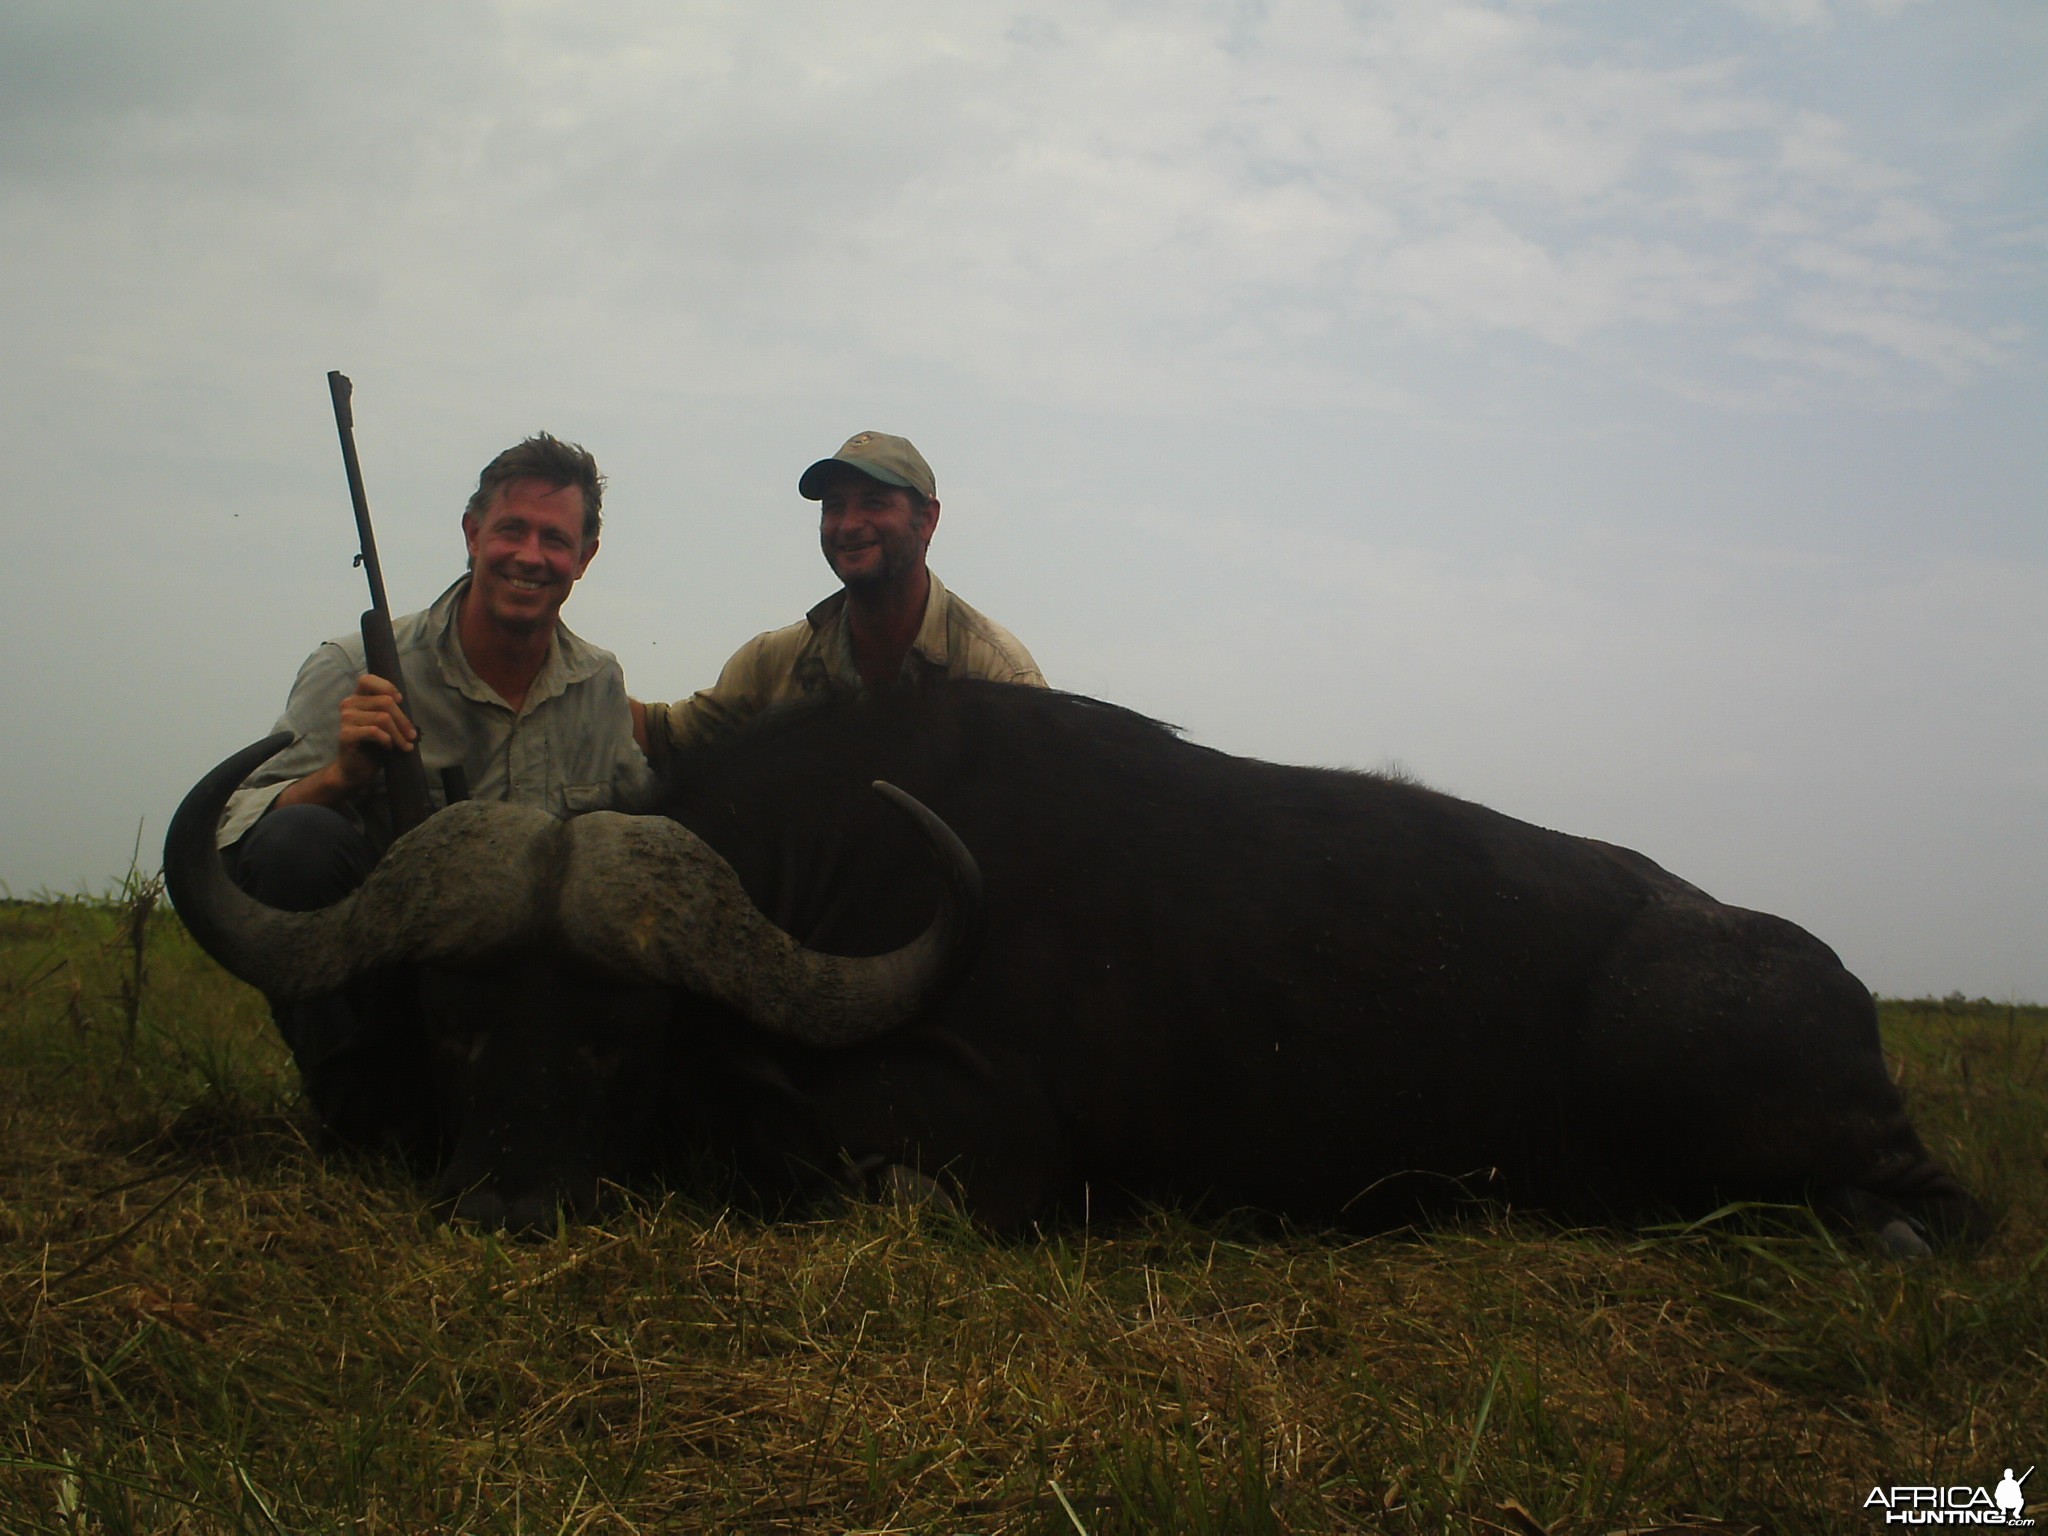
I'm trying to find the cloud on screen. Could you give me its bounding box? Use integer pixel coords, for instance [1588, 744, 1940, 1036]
[1789, 295, 2006, 378]
[1721, 0, 1927, 27]
[1, 0, 2018, 419]
[1372, 217, 1757, 343]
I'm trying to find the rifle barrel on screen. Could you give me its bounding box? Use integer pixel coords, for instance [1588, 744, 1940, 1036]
[327, 371, 394, 616]
[327, 370, 433, 836]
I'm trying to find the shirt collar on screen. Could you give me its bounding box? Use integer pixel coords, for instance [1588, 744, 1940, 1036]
[909, 569, 953, 668]
[428, 575, 603, 710]
[804, 569, 953, 672]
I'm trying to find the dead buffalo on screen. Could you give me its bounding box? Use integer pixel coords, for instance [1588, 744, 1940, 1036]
[164, 682, 1983, 1250]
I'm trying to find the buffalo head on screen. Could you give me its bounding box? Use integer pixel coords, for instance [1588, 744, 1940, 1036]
[162, 732, 984, 1225]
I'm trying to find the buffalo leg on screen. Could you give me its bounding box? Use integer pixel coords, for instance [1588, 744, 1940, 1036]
[1577, 901, 1986, 1245]
[425, 965, 675, 1234]
[797, 1031, 1068, 1231]
[230, 805, 442, 1166]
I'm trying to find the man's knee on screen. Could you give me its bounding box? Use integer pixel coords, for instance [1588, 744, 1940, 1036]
[230, 804, 375, 912]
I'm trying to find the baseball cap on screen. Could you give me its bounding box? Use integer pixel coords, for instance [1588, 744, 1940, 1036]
[798, 431, 936, 500]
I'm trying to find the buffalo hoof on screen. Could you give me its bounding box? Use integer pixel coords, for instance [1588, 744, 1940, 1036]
[447, 1186, 555, 1237]
[868, 1163, 954, 1220]
[841, 1151, 963, 1215]
[1877, 1216, 1934, 1260]
[1821, 1180, 1985, 1256]
[438, 1170, 597, 1238]
[450, 1187, 544, 1236]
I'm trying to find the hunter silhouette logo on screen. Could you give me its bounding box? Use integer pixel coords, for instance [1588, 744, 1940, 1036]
[1864, 1465, 2036, 1526]
[2000, 1473, 2035, 1522]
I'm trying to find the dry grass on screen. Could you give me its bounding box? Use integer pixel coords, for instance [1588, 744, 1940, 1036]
[1, 894, 2042, 1534]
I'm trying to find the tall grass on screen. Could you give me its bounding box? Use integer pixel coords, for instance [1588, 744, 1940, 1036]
[1, 894, 2042, 1533]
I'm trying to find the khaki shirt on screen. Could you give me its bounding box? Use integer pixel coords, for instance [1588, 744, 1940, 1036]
[218, 576, 652, 850]
[644, 570, 1044, 761]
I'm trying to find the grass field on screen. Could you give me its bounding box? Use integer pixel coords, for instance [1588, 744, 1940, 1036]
[2, 889, 2043, 1534]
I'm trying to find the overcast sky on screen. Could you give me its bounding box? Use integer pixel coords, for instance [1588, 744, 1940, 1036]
[3, 0, 2042, 1000]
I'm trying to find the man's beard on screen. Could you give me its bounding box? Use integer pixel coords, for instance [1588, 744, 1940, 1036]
[828, 536, 918, 590]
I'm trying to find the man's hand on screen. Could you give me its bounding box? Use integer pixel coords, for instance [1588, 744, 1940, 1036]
[277, 674, 419, 811]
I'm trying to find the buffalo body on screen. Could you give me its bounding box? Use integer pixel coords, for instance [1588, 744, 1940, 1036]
[167, 683, 1980, 1245]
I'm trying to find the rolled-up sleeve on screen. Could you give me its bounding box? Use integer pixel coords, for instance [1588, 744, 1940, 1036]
[214, 642, 359, 848]
[643, 630, 789, 771]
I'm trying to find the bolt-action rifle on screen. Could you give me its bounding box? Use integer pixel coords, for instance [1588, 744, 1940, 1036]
[325, 370, 440, 836]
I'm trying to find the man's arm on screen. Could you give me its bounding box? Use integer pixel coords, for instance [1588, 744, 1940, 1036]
[631, 628, 794, 777]
[634, 684, 751, 780]
[215, 642, 417, 848]
[275, 673, 419, 810]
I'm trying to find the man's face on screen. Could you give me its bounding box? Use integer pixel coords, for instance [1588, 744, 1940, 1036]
[818, 470, 936, 591]
[462, 477, 596, 635]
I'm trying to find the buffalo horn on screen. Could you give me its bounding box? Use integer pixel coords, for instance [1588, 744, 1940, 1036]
[556, 780, 984, 1046]
[164, 737, 983, 1043]
[162, 734, 563, 1002]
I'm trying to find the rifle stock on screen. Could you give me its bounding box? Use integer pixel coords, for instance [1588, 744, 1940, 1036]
[328, 371, 434, 836]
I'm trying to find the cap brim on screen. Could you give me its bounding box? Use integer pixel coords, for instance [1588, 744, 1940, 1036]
[798, 457, 917, 500]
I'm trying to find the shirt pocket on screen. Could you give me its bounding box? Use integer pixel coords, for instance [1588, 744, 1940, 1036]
[562, 782, 610, 816]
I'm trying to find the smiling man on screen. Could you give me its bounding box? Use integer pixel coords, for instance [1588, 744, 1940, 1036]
[214, 434, 650, 1152]
[219, 432, 649, 863]
[635, 431, 1045, 766]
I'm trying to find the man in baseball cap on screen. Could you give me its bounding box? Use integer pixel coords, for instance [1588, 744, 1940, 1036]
[634, 431, 1045, 763]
